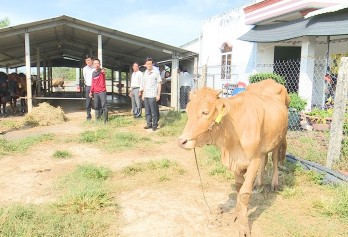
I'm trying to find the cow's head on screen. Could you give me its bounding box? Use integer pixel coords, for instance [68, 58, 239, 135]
[178, 87, 230, 150]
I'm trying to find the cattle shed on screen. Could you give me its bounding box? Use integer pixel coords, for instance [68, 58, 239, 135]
[0, 15, 198, 112]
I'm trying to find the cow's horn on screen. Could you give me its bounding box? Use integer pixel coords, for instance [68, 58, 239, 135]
[216, 89, 223, 97]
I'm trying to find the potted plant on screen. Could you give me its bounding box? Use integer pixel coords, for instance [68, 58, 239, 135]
[305, 108, 333, 131]
[288, 93, 307, 129]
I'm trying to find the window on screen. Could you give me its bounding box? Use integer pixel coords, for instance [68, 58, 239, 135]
[221, 42, 232, 80]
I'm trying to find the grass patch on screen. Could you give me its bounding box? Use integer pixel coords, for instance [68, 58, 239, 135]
[0, 133, 54, 157]
[74, 163, 112, 180]
[79, 128, 152, 152]
[79, 129, 109, 143]
[0, 164, 118, 236]
[202, 146, 233, 181]
[313, 184, 348, 220]
[105, 132, 151, 152]
[158, 111, 187, 137]
[121, 159, 186, 183]
[56, 164, 115, 214]
[53, 150, 72, 159]
[107, 115, 135, 127]
[0, 120, 21, 129]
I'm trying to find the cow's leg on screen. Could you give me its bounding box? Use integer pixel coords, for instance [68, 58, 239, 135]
[236, 158, 260, 237]
[271, 147, 280, 191]
[234, 169, 246, 193]
[254, 153, 267, 191]
[279, 138, 287, 166]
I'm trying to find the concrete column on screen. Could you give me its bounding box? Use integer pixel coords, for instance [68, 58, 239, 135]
[98, 34, 103, 67]
[118, 71, 121, 97]
[298, 36, 316, 111]
[25, 31, 33, 112]
[111, 69, 115, 101]
[43, 59, 46, 93]
[36, 45, 41, 96]
[6, 66, 9, 74]
[171, 54, 179, 111]
[126, 69, 131, 96]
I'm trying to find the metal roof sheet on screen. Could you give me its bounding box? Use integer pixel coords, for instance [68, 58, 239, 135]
[0, 15, 197, 70]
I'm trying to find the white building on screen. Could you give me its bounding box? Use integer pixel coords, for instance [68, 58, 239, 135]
[183, 0, 348, 109]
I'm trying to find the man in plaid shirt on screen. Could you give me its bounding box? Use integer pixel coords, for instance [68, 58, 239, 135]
[140, 57, 161, 131]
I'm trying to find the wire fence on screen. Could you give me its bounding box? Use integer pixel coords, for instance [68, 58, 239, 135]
[192, 58, 342, 130]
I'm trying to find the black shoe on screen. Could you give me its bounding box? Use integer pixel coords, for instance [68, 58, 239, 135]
[144, 125, 152, 129]
[152, 127, 158, 131]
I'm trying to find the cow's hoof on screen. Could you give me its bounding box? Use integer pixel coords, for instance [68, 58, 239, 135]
[238, 224, 251, 237]
[271, 185, 279, 192]
[253, 186, 264, 193]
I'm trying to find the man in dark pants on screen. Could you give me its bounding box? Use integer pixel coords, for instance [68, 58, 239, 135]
[141, 57, 161, 131]
[89, 58, 108, 123]
[83, 55, 94, 120]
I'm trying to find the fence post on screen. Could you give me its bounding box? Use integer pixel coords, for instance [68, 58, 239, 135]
[326, 57, 348, 168]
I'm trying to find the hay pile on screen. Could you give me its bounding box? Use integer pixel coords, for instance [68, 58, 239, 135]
[23, 102, 68, 126]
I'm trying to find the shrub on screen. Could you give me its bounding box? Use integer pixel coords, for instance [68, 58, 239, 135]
[289, 93, 307, 111]
[249, 73, 285, 85]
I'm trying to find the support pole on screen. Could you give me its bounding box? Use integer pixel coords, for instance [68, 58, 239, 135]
[171, 54, 179, 111]
[6, 66, 9, 74]
[43, 59, 46, 94]
[126, 70, 129, 96]
[25, 31, 33, 113]
[118, 71, 121, 98]
[36, 45, 41, 96]
[98, 34, 103, 67]
[326, 57, 348, 168]
[111, 69, 115, 101]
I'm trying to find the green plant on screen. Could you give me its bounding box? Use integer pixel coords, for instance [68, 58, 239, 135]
[305, 108, 333, 124]
[53, 150, 72, 159]
[289, 93, 307, 111]
[74, 163, 112, 180]
[249, 73, 285, 85]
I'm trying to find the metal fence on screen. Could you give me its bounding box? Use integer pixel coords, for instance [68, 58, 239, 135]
[192, 58, 341, 131]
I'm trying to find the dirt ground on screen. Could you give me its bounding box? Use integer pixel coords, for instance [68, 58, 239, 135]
[0, 102, 346, 237]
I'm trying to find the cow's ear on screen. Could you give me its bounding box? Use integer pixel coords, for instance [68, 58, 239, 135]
[216, 98, 230, 118]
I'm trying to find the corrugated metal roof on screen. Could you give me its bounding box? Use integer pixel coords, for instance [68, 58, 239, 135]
[239, 8, 348, 43]
[0, 15, 197, 70]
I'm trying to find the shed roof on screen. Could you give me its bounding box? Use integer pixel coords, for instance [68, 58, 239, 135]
[0, 15, 197, 70]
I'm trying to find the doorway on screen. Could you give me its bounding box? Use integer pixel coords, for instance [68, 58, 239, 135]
[274, 46, 301, 93]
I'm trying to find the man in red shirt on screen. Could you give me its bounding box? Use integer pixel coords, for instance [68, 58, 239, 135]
[89, 58, 108, 123]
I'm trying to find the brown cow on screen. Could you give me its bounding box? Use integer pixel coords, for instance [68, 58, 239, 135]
[246, 79, 290, 191]
[52, 78, 65, 89]
[178, 87, 288, 237]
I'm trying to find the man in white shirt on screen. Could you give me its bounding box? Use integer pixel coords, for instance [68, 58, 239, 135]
[129, 62, 143, 118]
[83, 55, 94, 120]
[179, 67, 194, 109]
[141, 57, 161, 131]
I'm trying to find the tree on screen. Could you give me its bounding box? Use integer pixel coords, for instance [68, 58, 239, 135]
[0, 17, 10, 29]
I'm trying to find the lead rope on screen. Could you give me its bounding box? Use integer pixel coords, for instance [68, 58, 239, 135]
[194, 147, 231, 228]
[193, 148, 212, 213]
